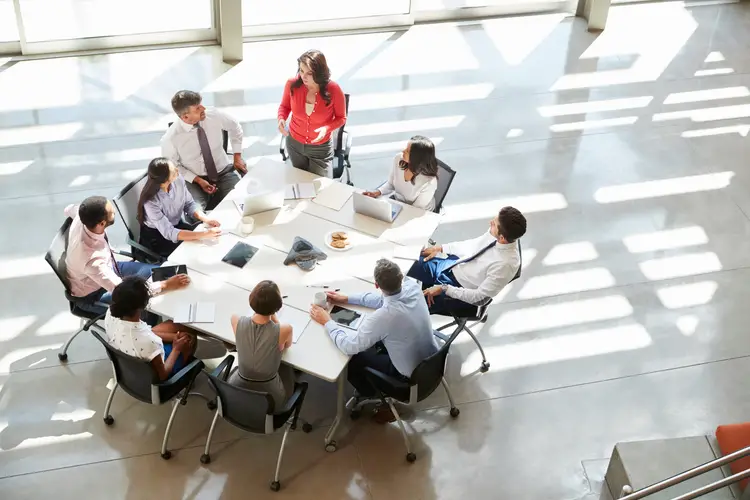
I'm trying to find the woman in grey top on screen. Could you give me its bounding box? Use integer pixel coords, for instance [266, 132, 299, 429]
[229, 280, 295, 409]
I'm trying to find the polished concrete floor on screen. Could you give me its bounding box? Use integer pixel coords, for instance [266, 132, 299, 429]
[3, 2, 750, 499]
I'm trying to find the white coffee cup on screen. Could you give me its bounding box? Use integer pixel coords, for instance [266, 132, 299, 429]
[241, 216, 254, 235]
[313, 291, 327, 308]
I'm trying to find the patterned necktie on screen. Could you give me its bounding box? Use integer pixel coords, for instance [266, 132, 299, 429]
[103, 233, 122, 277]
[445, 240, 497, 272]
[195, 122, 219, 182]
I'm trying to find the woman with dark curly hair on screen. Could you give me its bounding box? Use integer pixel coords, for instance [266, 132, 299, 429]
[277, 50, 347, 177]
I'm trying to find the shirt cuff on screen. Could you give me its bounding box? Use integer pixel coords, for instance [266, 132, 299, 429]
[324, 320, 339, 334]
[182, 169, 197, 183]
[149, 280, 164, 295]
[230, 141, 243, 156]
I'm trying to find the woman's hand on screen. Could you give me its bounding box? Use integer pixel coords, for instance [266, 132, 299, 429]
[362, 190, 381, 198]
[311, 126, 328, 143]
[278, 119, 289, 136]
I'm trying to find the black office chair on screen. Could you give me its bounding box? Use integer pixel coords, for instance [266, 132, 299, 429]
[434, 240, 523, 373]
[45, 218, 132, 362]
[280, 93, 353, 186]
[167, 122, 229, 154]
[112, 173, 165, 264]
[200, 356, 311, 492]
[348, 327, 461, 463]
[92, 331, 205, 460]
[433, 160, 457, 214]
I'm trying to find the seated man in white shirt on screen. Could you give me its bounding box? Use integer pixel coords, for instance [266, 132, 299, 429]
[161, 90, 247, 211]
[408, 206, 526, 317]
[309, 259, 438, 423]
[64, 196, 190, 315]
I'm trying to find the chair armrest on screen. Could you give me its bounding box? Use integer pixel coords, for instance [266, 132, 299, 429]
[126, 238, 165, 264]
[275, 381, 308, 415]
[364, 366, 410, 391]
[112, 248, 134, 259]
[82, 312, 107, 331]
[158, 358, 205, 388]
[211, 355, 235, 380]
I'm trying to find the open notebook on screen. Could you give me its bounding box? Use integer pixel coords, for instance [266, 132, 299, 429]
[173, 302, 216, 324]
[285, 183, 316, 200]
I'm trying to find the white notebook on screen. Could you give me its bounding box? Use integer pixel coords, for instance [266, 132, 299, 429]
[275, 307, 311, 344]
[313, 182, 353, 211]
[174, 302, 216, 323]
[392, 244, 423, 261]
[285, 183, 317, 200]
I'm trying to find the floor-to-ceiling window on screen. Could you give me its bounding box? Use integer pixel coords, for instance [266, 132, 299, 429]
[1, 0, 216, 56]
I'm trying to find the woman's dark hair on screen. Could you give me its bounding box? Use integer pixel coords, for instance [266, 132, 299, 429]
[110, 276, 151, 319]
[249, 280, 283, 316]
[291, 50, 332, 106]
[137, 158, 172, 224]
[399, 135, 438, 183]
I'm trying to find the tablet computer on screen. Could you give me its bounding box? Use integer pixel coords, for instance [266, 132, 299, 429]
[330, 305, 365, 330]
[221, 242, 259, 268]
[151, 264, 187, 282]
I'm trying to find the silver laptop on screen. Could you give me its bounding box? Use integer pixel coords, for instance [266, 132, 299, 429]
[352, 192, 403, 223]
[235, 190, 285, 216]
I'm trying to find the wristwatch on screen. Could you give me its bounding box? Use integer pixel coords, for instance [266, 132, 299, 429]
[440, 285, 448, 294]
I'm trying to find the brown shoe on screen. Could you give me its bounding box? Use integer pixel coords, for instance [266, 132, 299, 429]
[373, 404, 396, 424]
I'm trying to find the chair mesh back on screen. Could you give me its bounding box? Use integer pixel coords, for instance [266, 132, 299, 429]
[92, 331, 156, 404]
[333, 93, 351, 153]
[433, 160, 457, 213]
[510, 240, 523, 282]
[411, 345, 450, 402]
[211, 376, 275, 433]
[45, 218, 73, 292]
[113, 173, 148, 242]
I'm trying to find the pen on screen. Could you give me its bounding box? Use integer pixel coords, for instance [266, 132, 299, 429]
[305, 286, 341, 291]
[282, 295, 288, 299]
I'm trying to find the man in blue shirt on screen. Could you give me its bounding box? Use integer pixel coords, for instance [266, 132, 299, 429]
[309, 259, 438, 420]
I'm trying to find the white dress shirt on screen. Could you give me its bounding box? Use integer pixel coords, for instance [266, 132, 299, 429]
[104, 310, 165, 361]
[443, 231, 520, 305]
[160, 107, 244, 183]
[324, 278, 439, 377]
[377, 153, 438, 211]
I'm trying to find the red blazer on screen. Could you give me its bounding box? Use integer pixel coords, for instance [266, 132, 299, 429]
[277, 77, 347, 145]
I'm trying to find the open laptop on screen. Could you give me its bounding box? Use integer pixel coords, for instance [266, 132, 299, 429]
[352, 192, 403, 223]
[234, 190, 285, 216]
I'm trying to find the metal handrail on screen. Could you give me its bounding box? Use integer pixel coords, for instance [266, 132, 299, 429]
[619, 444, 750, 499]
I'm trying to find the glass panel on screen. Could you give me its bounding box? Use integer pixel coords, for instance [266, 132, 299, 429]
[412, 0, 559, 11]
[0, 0, 20, 42]
[242, 0, 410, 26]
[19, 0, 212, 43]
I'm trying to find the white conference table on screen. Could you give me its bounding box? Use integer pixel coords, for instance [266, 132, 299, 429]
[214, 158, 442, 248]
[149, 158, 441, 450]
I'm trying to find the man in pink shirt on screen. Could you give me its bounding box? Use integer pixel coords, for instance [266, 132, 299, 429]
[64, 196, 189, 314]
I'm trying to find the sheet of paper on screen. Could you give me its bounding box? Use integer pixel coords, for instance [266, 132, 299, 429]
[174, 302, 216, 323]
[276, 306, 311, 344]
[392, 244, 423, 261]
[313, 182, 353, 211]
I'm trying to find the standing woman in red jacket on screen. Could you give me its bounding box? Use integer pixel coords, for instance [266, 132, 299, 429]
[277, 50, 347, 178]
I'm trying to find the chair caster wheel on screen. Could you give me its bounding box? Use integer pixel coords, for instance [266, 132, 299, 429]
[180, 398, 188, 406]
[103, 415, 114, 425]
[480, 361, 490, 373]
[200, 454, 211, 465]
[406, 452, 417, 463]
[270, 481, 281, 492]
[207, 400, 217, 411]
[450, 407, 460, 418]
[302, 422, 313, 433]
[58, 352, 68, 362]
[350, 409, 361, 420]
[325, 441, 337, 453]
[161, 451, 172, 460]
[480, 314, 489, 323]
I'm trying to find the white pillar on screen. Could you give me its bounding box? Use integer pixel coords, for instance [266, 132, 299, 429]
[219, 0, 243, 63]
[577, 0, 611, 32]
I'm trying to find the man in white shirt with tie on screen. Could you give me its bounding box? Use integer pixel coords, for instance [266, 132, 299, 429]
[161, 90, 247, 211]
[408, 206, 526, 316]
